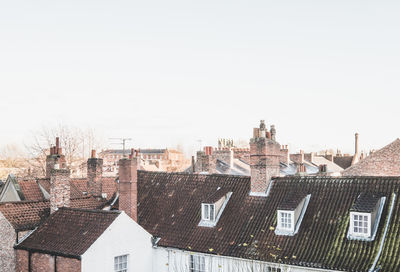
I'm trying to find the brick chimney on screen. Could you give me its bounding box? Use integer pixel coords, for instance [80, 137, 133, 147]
[195, 146, 217, 173]
[118, 156, 138, 221]
[46, 137, 66, 178]
[250, 120, 281, 196]
[351, 133, 360, 165]
[50, 168, 70, 214]
[87, 149, 103, 197]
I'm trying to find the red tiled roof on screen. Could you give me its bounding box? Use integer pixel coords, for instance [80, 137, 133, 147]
[137, 171, 400, 272]
[18, 179, 44, 201]
[343, 139, 400, 176]
[15, 208, 120, 258]
[0, 197, 107, 231]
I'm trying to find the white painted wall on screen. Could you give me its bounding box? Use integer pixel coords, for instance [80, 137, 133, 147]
[81, 212, 153, 272]
[153, 247, 340, 272]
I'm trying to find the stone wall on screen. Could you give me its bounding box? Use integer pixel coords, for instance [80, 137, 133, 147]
[0, 212, 16, 272]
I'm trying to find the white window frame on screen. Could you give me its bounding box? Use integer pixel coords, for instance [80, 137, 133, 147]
[277, 210, 294, 232]
[114, 254, 129, 272]
[349, 212, 371, 238]
[190, 254, 206, 272]
[201, 203, 215, 221]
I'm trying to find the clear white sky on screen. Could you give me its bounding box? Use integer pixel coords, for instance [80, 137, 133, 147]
[1, 0, 400, 155]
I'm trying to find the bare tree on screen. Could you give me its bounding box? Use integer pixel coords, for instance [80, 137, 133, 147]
[25, 124, 105, 177]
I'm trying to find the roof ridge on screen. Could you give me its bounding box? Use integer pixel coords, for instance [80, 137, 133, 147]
[59, 207, 121, 214]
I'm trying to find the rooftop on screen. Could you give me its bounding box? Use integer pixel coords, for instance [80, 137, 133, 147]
[137, 171, 400, 272]
[15, 208, 120, 258]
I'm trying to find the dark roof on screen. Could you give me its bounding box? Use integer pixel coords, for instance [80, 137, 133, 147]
[277, 191, 308, 210]
[0, 197, 108, 231]
[333, 156, 354, 170]
[350, 192, 383, 213]
[204, 187, 230, 203]
[137, 171, 400, 272]
[15, 208, 120, 258]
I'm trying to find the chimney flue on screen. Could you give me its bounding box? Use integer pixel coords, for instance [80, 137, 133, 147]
[118, 158, 138, 221]
[355, 133, 359, 155]
[91, 149, 96, 158]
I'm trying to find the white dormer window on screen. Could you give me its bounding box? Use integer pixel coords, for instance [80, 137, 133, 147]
[352, 213, 369, 236]
[202, 203, 215, 221]
[199, 190, 232, 227]
[275, 194, 311, 236]
[347, 193, 386, 241]
[279, 211, 293, 231]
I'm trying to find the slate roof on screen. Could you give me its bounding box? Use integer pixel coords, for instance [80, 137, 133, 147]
[343, 139, 400, 176]
[0, 197, 108, 231]
[15, 208, 120, 258]
[334, 156, 354, 170]
[350, 192, 383, 213]
[137, 171, 400, 272]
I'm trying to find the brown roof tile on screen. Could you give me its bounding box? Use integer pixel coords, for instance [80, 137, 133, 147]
[15, 208, 120, 258]
[18, 179, 44, 201]
[0, 197, 107, 231]
[343, 138, 400, 176]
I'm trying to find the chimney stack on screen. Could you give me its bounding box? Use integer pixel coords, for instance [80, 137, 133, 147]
[355, 133, 359, 155]
[118, 156, 138, 221]
[46, 137, 66, 178]
[50, 168, 70, 214]
[250, 120, 280, 196]
[87, 149, 103, 197]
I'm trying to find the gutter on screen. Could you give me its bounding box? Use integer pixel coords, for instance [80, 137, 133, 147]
[369, 193, 396, 272]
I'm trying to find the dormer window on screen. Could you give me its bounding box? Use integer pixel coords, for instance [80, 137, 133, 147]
[279, 211, 293, 231]
[202, 203, 215, 221]
[199, 188, 232, 227]
[348, 193, 386, 241]
[275, 193, 311, 236]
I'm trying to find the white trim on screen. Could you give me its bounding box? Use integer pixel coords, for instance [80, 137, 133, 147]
[199, 192, 232, 228]
[369, 194, 396, 272]
[347, 197, 386, 241]
[275, 194, 311, 236]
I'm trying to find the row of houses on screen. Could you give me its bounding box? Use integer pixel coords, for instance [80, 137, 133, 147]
[2, 121, 400, 271]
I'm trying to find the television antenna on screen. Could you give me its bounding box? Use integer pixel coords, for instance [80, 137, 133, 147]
[109, 138, 132, 158]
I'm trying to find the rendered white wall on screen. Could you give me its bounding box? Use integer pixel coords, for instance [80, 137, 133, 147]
[153, 247, 340, 272]
[81, 212, 153, 272]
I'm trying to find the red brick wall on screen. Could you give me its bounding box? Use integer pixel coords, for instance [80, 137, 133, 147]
[57, 256, 81, 272]
[16, 250, 81, 272]
[250, 137, 281, 193]
[50, 169, 71, 214]
[87, 158, 103, 197]
[15, 250, 28, 272]
[118, 158, 138, 221]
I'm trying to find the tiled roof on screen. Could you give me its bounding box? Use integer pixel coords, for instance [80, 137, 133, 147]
[333, 156, 354, 170]
[137, 171, 400, 272]
[18, 179, 45, 201]
[15, 208, 120, 258]
[343, 139, 400, 176]
[351, 192, 383, 213]
[0, 197, 107, 231]
[37, 177, 117, 200]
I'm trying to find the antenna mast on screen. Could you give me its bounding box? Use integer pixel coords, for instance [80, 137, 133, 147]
[109, 138, 132, 158]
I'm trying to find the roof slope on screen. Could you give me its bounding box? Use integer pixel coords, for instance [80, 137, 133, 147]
[343, 139, 400, 176]
[15, 208, 120, 258]
[19, 179, 44, 201]
[138, 171, 400, 272]
[0, 197, 107, 231]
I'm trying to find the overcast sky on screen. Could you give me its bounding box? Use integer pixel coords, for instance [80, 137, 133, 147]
[1, 0, 400, 155]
